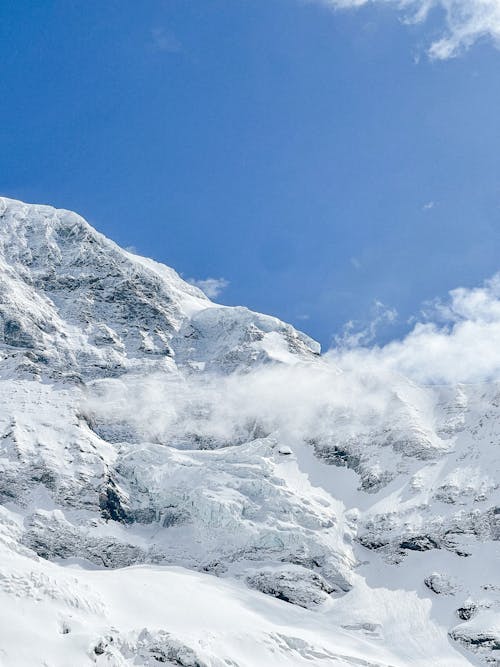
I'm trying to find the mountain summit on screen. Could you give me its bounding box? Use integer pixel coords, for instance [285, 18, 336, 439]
[0, 197, 319, 381]
[0, 198, 498, 667]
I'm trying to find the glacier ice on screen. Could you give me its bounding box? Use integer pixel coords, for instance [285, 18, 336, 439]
[0, 197, 499, 666]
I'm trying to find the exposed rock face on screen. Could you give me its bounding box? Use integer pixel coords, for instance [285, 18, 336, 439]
[0, 197, 499, 666]
[245, 566, 339, 608]
[0, 198, 318, 382]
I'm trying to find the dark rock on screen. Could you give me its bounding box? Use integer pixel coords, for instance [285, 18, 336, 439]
[450, 629, 500, 652]
[246, 568, 336, 608]
[99, 479, 132, 524]
[162, 507, 190, 528]
[313, 443, 361, 471]
[400, 536, 439, 552]
[456, 604, 478, 621]
[357, 535, 389, 551]
[94, 641, 105, 655]
[131, 507, 157, 524]
[3, 319, 36, 348]
[32, 469, 57, 491]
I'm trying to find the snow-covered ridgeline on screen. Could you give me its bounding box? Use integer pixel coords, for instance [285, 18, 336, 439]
[0, 197, 499, 666]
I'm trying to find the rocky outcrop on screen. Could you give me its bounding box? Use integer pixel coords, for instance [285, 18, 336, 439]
[1, 198, 500, 666]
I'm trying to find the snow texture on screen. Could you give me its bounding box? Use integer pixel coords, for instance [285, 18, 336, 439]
[0, 197, 499, 666]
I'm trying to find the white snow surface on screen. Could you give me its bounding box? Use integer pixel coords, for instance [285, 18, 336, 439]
[0, 197, 499, 666]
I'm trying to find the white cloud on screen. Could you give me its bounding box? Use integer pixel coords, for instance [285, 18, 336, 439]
[315, 0, 500, 59]
[87, 272, 500, 463]
[86, 358, 392, 455]
[188, 277, 229, 299]
[334, 300, 398, 348]
[329, 273, 500, 384]
[422, 201, 435, 210]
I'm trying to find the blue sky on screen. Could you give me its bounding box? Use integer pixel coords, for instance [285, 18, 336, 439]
[1, 0, 500, 349]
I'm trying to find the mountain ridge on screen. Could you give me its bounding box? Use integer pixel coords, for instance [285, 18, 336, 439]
[0, 197, 498, 667]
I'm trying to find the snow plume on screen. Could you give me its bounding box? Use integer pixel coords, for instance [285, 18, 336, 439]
[88, 272, 500, 447]
[87, 361, 396, 452]
[315, 0, 500, 59]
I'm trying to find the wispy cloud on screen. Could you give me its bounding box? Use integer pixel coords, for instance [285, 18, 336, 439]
[188, 277, 229, 299]
[150, 27, 182, 53]
[334, 299, 398, 348]
[314, 1, 500, 59]
[422, 201, 435, 210]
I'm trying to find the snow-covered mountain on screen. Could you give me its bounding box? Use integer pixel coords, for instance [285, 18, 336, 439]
[0, 197, 498, 667]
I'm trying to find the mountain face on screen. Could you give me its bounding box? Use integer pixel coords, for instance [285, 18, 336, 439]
[0, 197, 498, 667]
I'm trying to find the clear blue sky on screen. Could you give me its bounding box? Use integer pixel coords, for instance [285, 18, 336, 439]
[1, 0, 499, 349]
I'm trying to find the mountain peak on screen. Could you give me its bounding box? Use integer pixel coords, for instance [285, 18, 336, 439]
[0, 197, 498, 667]
[0, 198, 319, 382]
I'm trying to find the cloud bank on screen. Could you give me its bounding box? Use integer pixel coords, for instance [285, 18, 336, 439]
[316, 0, 500, 59]
[329, 273, 500, 384]
[87, 273, 500, 460]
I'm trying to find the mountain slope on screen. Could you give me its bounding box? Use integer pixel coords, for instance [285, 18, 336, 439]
[0, 197, 498, 667]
